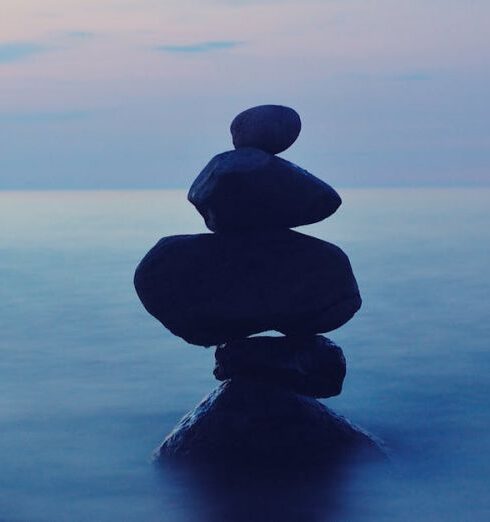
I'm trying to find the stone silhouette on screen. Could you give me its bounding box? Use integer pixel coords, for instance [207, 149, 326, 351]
[188, 148, 341, 231]
[230, 104, 301, 154]
[214, 336, 346, 399]
[134, 104, 382, 464]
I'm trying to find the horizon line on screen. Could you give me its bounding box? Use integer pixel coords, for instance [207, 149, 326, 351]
[1, 184, 489, 193]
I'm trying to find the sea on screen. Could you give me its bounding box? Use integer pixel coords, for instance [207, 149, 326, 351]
[1, 188, 489, 521]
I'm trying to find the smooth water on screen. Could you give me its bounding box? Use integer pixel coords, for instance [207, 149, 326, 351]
[1, 189, 489, 521]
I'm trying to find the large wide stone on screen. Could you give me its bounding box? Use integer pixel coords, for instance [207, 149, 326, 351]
[188, 148, 341, 232]
[156, 380, 383, 465]
[230, 104, 301, 154]
[214, 336, 346, 398]
[134, 230, 361, 346]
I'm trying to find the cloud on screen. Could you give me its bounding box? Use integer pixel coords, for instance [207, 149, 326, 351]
[391, 72, 431, 82]
[156, 41, 243, 53]
[64, 31, 95, 40]
[0, 33, 94, 65]
[348, 70, 432, 83]
[0, 110, 92, 123]
[213, 0, 305, 4]
[0, 42, 46, 64]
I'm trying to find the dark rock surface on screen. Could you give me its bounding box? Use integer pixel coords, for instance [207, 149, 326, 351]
[156, 379, 383, 464]
[188, 148, 341, 232]
[134, 229, 361, 346]
[230, 104, 301, 154]
[214, 335, 346, 398]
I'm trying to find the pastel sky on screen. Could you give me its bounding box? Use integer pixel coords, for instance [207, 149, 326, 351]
[1, 0, 489, 189]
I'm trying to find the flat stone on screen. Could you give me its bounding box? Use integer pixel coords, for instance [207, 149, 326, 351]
[156, 380, 383, 465]
[188, 148, 341, 232]
[230, 104, 301, 154]
[214, 335, 346, 398]
[134, 229, 361, 346]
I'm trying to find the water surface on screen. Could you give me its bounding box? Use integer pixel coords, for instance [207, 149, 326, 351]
[1, 189, 489, 521]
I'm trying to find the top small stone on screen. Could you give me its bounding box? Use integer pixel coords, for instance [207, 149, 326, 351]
[230, 105, 301, 154]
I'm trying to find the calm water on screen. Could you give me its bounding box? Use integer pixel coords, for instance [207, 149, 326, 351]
[1, 189, 489, 521]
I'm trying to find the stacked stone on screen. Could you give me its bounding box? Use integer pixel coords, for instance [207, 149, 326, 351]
[134, 105, 380, 464]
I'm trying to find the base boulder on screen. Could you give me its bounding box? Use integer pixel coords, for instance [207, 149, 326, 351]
[156, 379, 383, 465]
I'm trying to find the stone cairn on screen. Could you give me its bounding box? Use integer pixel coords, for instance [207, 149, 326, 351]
[134, 105, 380, 466]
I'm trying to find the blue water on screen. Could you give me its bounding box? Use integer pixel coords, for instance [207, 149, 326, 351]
[1, 189, 489, 521]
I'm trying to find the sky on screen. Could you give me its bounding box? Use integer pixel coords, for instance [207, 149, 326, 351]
[0, 0, 489, 189]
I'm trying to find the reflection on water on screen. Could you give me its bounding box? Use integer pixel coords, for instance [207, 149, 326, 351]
[0, 189, 489, 521]
[154, 458, 378, 522]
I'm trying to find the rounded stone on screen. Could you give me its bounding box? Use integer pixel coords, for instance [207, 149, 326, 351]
[188, 148, 341, 232]
[214, 336, 346, 399]
[230, 105, 301, 154]
[133, 229, 361, 346]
